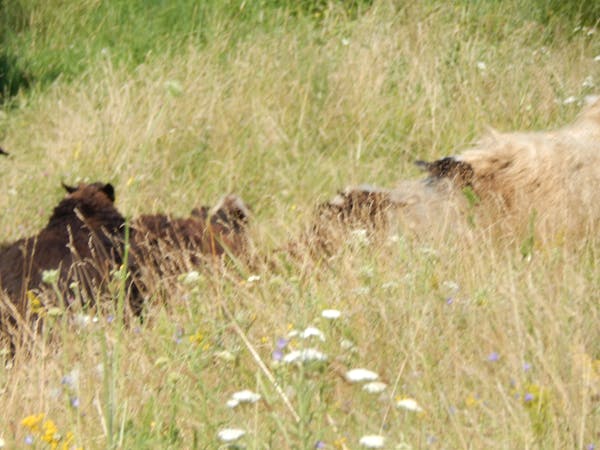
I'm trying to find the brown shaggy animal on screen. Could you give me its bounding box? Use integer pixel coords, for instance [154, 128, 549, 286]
[130, 194, 250, 279]
[315, 96, 600, 247]
[0, 182, 141, 323]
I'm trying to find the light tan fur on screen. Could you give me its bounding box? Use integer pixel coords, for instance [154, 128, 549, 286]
[457, 96, 600, 236]
[317, 97, 600, 247]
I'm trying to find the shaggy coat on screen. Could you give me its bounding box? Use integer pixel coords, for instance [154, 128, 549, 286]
[130, 194, 250, 277]
[317, 97, 600, 244]
[0, 182, 141, 317]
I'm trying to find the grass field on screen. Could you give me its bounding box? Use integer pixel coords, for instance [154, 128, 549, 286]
[1, 1, 600, 448]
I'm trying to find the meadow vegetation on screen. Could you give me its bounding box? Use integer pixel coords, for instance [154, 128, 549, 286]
[1, 0, 600, 448]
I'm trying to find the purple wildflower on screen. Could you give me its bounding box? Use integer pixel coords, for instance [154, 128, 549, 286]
[446, 297, 454, 305]
[523, 362, 532, 372]
[107, 315, 114, 324]
[524, 393, 534, 402]
[276, 337, 289, 350]
[315, 440, 326, 449]
[272, 349, 283, 361]
[586, 444, 595, 450]
[487, 352, 500, 362]
[71, 396, 80, 408]
[24, 435, 34, 445]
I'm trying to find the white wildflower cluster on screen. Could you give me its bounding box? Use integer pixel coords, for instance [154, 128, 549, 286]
[217, 428, 245, 442]
[359, 434, 386, 448]
[321, 309, 341, 319]
[218, 390, 261, 443]
[226, 389, 261, 408]
[282, 348, 328, 363]
[218, 302, 428, 448]
[397, 398, 425, 413]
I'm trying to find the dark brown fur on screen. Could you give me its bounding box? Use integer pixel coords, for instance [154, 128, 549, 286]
[0, 182, 141, 323]
[415, 157, 474, 188]
[130, 194, 250, 276]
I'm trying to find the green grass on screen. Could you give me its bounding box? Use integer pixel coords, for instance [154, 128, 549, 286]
[1, 0, 600, 448]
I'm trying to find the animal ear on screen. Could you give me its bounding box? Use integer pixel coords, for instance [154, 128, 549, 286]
[62, 182, 78, 194]
[102, 183, 115, 202]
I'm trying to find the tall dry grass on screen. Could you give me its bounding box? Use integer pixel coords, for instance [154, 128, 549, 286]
[1, 1, 599, 448]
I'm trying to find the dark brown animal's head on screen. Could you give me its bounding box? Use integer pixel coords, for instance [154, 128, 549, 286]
[415, 157, 474, 188]
[206, 194, 250, 234]
[49, 182, 123, 232]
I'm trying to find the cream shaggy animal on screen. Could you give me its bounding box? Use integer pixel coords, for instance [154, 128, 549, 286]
[453, 95, 600, 235]
[317, 96, 600, 244]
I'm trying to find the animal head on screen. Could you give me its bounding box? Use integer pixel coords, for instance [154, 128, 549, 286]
[206, 194, 250, 233]
[62, 181, 115, 203]
[48, 181, 123, 231]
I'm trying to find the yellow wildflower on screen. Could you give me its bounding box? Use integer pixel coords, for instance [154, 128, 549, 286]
[27, 291, 45, 316]
[21, 413, 45, 432]
[334, 437, 347, 449]
[465, 393, 482, 408]
[41, 419, 59, 445]
[189, 330, 203, 345]
[59, 431, 75, 450]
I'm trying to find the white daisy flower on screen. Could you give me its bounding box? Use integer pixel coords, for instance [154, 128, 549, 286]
[359, 434, 385, 448]
[396, 398, 424, 413]
[247, 275, 261, 283]
[217, 428, 246, 442]
[476, 61, 486, 71]
[362, 381, 387, 393]
[321, 309, 341, 319]
[563, 96, 578, 105]
[345, 368, 379, 383]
